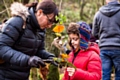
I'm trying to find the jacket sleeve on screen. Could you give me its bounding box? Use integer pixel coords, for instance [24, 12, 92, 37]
[92, 11, 100, 39]
[70, 52, 102, 80]
[36, 38, 55, 59]
[37, 49, 55, 59]
[0, 17, 30, 67]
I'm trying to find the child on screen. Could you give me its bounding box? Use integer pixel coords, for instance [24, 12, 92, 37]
[62, 22, 102, 80]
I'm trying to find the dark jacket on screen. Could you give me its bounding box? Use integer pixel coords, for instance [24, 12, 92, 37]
[0, 4, 54, 80]
[92, 1, 120, 50]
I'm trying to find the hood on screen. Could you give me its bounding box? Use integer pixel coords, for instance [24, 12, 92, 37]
[28, 7, 42, 29]
[99, 1, 120, 17]
[10, 2, 29, 22]
[10, 2, 44, 31]
[88, 42, 100, 55]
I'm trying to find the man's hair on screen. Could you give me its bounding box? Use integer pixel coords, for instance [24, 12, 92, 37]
[25, 0, 59, 23]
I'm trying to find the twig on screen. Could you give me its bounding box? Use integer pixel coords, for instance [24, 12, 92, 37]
[0, 9, 7, 14]
[3, 0, 10, 18]
[59, 0, 63, 11]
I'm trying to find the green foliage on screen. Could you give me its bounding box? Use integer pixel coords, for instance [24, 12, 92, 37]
[0, 0, 10, 21]
[45, 33, 60, 80]
[64, 10, 80, 23]
[53, 54, 76, 69]
[47, 65, 59, 80]
[0, 0, 30, 22]
[56, 13, 67, 25]
[61, 2, 80, 24]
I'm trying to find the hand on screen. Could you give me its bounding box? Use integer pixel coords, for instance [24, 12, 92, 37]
[28, 56, 46, 68]
[67, 67, 75, 76]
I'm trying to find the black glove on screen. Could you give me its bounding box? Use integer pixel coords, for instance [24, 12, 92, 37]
[28, 56, 46, 68]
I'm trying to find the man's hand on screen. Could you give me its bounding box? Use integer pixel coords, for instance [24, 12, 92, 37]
[28, 56, 46, 68]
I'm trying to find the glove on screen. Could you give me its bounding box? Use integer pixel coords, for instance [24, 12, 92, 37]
[48, 57, 58, 67]
[28, 56, 46, 68]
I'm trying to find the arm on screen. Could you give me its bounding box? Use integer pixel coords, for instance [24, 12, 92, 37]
[0, 17, 30, 67]
[92, 12, 100, 39]
[36, 39, 55, 59]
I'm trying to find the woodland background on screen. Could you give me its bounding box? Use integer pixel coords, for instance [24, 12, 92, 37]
[0, 0, 118, 80]
[0, 0, 106, 61]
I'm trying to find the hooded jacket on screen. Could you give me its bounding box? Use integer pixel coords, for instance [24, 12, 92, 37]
[62, 42, 102, 80]
[92, 1, 120, 50]
[0, 3, 54, 80]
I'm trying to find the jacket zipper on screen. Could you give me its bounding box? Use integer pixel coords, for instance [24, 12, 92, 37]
[68, 49, 80, 80]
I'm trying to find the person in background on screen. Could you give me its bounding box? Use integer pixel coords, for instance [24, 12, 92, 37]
[89, 23, 98, 43]
[92, 0, 120, 80]
[0, 0, 59, 80]
[62, 22, 101, 80]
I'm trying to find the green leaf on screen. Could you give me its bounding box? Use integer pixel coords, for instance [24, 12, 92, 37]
[67, 62, 76, 69]
[55, 13, 67, 25]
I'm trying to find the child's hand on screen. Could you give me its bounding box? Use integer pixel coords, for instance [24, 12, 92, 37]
[67, 67, 75, 76]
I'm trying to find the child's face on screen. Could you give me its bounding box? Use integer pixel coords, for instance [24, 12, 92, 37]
[69, 33, 80, 49]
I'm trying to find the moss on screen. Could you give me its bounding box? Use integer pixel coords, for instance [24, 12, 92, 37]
[47, 65, 59, 80]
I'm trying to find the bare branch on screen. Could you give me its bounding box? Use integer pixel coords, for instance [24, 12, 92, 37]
[0, 9, 9, 15]
[59, 0, 63, 11]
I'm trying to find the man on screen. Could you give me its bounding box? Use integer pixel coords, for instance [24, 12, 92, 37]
[0, 1, 58, 80]
[92, 0, 120, 80]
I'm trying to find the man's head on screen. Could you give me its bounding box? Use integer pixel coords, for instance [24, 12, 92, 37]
[35, 0, 59, 29]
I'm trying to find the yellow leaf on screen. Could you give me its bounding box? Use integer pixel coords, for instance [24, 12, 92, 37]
[53, 25, 64, 33]
[55, 33, 61, 37]
[60, 53, 69, 58]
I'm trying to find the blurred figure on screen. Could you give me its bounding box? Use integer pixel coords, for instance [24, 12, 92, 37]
[52, 36, 71, 54]
[92, 0, 120, 80]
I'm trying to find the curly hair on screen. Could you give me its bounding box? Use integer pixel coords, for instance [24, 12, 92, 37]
[67, 22, 80, 36]
[67, 22, 80, 48]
